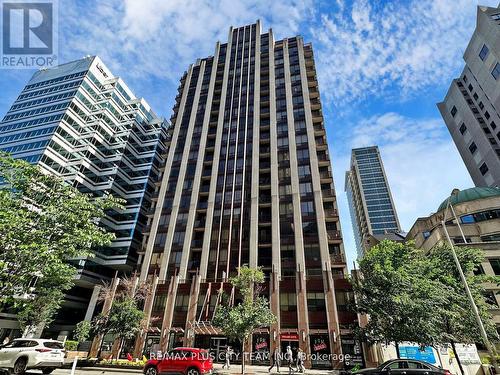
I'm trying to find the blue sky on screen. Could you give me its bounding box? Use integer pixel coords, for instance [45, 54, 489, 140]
[0, 0, 497, 267]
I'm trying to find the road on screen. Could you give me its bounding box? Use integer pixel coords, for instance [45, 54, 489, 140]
[15, 364, 338, 374]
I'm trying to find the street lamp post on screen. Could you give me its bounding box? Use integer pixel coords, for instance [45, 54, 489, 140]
[441, 198, 498, 371]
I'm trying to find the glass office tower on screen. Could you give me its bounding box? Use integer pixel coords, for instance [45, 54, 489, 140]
[345, 146, 401, 258]
[0, 56, 168, 334]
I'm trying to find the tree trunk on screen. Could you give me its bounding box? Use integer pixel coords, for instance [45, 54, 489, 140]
[395, 342, 400, 359]
[241, 338, 246, 375]
[116, 337, 124, 362]
[450, 340, 465, 375]
[97, 333, 106, 360]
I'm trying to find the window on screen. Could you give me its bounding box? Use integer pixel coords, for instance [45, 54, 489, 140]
[490, 259, 500, 275]
[299, 182, 312, 196]
[479, 44, 489, 61]
[479, 101, 484, 110]
[300, 201, 314, 215]
[306, 292, 326, 311]
[491, 121, 496, 130]
[408, 362, 430, 370]
[459, 123, 467, 134]
[387, 361, 408, 370]
[483, 290, 499, 307]
[480, 162, 489, 175]
[485, 111, 490, 119]
[298, 165, 310, 178]
[492, 63, 500, 80]
[461, 214, 475, 224]
[451, 106, 457, 117]
[280, 293, 297, 311]
[469, 142, 477, 154]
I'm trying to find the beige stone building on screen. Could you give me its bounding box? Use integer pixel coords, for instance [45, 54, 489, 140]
[127, 21, 361, 369]
[406, 187, 500, 327]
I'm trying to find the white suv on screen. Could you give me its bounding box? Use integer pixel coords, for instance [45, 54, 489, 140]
[0, 338, 65, 374]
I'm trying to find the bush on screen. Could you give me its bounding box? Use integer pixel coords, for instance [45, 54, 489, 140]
[65, 340, 78, 351]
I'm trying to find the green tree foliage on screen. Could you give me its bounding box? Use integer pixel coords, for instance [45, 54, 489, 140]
[354, 240, 500, 370]
[107, 297, 144, 359]
[89, 277, 148, 359]
[353, 240, 445, 350]
[74, 320, 92, 343]
[0, 154, 122, 332]
[213, 266, 276, 374]
[424, 245, 499, 374]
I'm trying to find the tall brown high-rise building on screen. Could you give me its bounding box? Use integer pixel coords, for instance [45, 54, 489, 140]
[135, 21, 359, 369]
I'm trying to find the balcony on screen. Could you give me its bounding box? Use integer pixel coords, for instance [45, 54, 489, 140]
[259, 195, 272, 204]
[327, 230, 342, 241]
[330, 253, 345, 264]
[322, 190, 334, 199]
[319, 171, 332, 181]
[324, 208, 338, 218]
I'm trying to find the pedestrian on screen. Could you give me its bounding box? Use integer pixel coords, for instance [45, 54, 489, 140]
[268, 347, 281, 373]
[297, 348, 305, 373]
[222, 346, 234, 370]
[286, 346, 294, 374]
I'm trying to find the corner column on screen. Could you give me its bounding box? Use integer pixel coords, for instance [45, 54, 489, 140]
[183, 274, 201, 347]
[269, 267, 281, 358]
[133, 275, 159, 358]
[89, 276, 120, 358]
[159, 276, 179, 351]
[296, 268, 311, 369]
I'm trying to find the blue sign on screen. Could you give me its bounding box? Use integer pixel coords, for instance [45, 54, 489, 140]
[399, 346, 436, 364]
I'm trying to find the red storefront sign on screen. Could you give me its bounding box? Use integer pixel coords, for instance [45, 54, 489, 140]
[280, 333, 299, 341]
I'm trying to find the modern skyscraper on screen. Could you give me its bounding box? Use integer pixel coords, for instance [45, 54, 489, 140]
[136, 22, 361, 369]
[345, 146, 401, 258]
[0, 56, 168, 335]
[438, 5, 500, 187]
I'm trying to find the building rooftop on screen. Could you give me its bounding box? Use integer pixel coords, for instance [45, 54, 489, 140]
[437, 187, 500, 212]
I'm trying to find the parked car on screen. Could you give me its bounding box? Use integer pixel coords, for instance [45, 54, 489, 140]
[355, 359, 452, 375]
[0, 338, 65, 374]
[144, 347, 213, 375]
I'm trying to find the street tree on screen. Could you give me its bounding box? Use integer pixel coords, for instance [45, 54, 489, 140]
[424, 244, 500, 374]
[89, 276, 149, 359]
[0, 153, 122, 333]
[213, 266, 276, 374]
[74, 320, 92, 343]
[353, 240, 447, 356]
[107, 297, 145, 360]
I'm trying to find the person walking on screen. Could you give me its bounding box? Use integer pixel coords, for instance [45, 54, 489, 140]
[286, 346, 294, 374]
[296, 348, 305, 373]
[268, 347, 281, 373]
[222, 346, 234, 370]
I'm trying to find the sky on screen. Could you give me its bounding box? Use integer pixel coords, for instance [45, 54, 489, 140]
[0, 0, 497, 268]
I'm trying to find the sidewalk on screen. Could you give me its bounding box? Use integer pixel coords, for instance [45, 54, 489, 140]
[213, 363, 338, 374]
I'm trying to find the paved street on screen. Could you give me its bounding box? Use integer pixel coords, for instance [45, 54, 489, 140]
[14, 364, 339, 375]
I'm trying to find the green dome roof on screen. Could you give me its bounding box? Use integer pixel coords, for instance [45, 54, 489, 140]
[437, 187, 500, 212]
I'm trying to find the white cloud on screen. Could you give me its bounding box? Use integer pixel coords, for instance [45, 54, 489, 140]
[334, 112, 473, 266]
[61, 0, 313, 83]
[312, 0, 499, 105]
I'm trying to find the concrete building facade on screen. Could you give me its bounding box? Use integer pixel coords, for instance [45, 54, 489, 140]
[345, 146, 401, 258]
[406, 187, 500, 327]
[0, 56, 168, 336]
[135, 22, 361, 369]
[438, 5, 500, 187]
